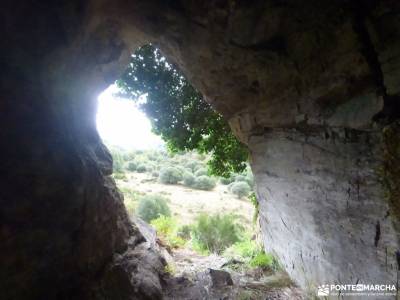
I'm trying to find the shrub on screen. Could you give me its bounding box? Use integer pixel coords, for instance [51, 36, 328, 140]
[249, 252, 274, 268]
[223, 238, 278, 270]
[136, 164, 147, 173]
[183, 172, 196, 187]
[195, 168, 208, 177]
[159, 167, 183, 184]
[186, 161, 200, 172]
[127, 161, 137, 171]
[191, 213, 243, 254]
[152, 171, 159, 178]
[177, 224, 192, 240]
[220, 176, 235, 185]
[151, 215, 176, 236]
[136, 194, 171, 222]
[225, 239, 260, 259]
[151, 216, 186, 248]
[234, 174, 247, 182]
[176, 165, 188, 175]
[193, 175, 216, 191]
[230, 181, 251, 198]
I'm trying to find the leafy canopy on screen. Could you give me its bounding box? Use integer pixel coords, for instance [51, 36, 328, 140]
[116, 44, 248, 176]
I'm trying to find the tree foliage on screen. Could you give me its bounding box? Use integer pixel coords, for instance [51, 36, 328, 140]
[116, 44, 248, 176]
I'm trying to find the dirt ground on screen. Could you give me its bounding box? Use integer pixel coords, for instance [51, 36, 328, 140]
[116, 172, 255, 228]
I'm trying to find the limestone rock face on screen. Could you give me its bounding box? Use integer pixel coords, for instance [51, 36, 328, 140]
[2, 0, 400, 298]
[251, 128, 398, 290]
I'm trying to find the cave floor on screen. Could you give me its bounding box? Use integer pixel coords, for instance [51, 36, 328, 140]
[163, 248, 304, 300]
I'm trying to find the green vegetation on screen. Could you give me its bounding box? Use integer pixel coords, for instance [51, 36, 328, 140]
[136, 194, 171, 222]
[220, 176, 235, 185]
[248, 192, 259, 223]
[151, 216, 185, 248]
[194, 168, 208, 177]
[120, 187, 143, 216]
[182, 171, 196, 187]
[193, 175, 216, 191]
[109, 148, 272, 273]
[136, 164, 147, 173]
[116, 44, 248, 177]
[191, 213, 244, 254]
[225, 239, 260, 259]
[113, 172, 127, 180]
[127, 161, 137, 171]
[249, 252, 274, 268]
[234, 174, 247, 182]
[177, 224, 192, 240]
[159, 167, 183, 184]
[230, 181, 251, 198]
[224, 238, 279, 271]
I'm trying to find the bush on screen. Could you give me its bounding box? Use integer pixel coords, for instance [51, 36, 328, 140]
[193, 175, 216, 191]
[223, 238, 278, 270]
[152, 171, 159, 178]
[249, 252, 274, 268]
[176, 165, 188, 175]
[159, 167, 183, 184]
[136, 164, 147, 173]
[195, 168, 208, 177]
[230, 181, 251, 198]
[151, 215, 176, 236]
[136, 194, 171, 222]
[151, 216, 186, 248]
[177, 224, 192, 240]
[183, 172, 196, 187]
[225, 239, 260, 259]
[127, 161, 137, 171]
[191, 213, 243, 254]
[185, 161, 200, 172]
[234, 174, 247, 182]
[220, 176, 234, 185]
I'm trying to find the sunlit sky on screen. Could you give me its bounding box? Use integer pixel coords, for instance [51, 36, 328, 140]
[96, 85, 165, 150]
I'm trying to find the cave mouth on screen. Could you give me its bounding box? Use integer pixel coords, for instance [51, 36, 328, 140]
[92, 47, 299, 297]
[5, 1, 400, 298]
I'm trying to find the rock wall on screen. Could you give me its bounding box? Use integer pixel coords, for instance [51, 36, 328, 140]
[0, 1, 165, 299]
[251, 127, 398, 291]
[2, 0, 400, 298]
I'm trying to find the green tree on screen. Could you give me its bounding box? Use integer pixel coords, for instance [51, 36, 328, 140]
[116, 44, 248, 177]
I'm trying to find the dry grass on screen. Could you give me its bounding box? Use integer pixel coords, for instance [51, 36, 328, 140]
[116, 172, 254, 229]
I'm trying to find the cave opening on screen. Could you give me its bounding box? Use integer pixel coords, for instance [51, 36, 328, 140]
[92, 46, 297, 298]
[4, 1, 400, 299]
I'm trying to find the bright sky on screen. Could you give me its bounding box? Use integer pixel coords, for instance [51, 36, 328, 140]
[96, 85, 165, 150]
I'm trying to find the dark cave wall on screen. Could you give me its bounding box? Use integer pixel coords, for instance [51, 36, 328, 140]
[1, 0, 400, 298]
[0, 1, 163, 299]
